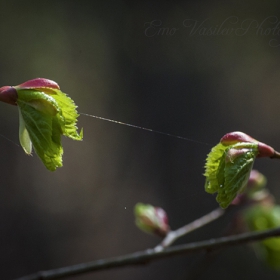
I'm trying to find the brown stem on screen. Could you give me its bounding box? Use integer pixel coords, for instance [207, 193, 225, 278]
[15, 227, 280, 280]
[155, 207, 225, 251]
[270, 150, 280, 159]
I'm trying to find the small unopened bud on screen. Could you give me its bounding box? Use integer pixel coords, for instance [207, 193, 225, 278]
[134, 203, 170, 237]
[0, 86, 18, 105]
[220, 131, 256, 146]
[15, 78, 60, 90]
[220, 131, 276, 158]
[247, 170, 267, 190]
[0, 78, 60, 107]
[231, 193, 246, 206]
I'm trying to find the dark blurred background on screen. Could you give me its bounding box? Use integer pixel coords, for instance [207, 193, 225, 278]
[1, 1, 280, 279]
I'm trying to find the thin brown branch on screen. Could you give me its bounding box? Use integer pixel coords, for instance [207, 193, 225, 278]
[155, 207, 225, 251]
[15, 227, 280, 280]
[271, 150, 280, 159]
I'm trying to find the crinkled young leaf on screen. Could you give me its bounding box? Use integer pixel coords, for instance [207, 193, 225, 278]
[204, 143, 228, 194]
[0, 78, 83, 171]
[17, 96, 63, 171]
[217, 147, 258, 208]
[46, 88, 83, 140]
[204, 142, 258, 208]
[16, 88, 82, 171]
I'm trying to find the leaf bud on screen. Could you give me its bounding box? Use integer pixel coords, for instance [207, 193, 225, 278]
[134, 203, 170, 237]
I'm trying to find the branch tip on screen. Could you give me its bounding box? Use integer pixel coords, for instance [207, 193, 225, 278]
[271, 150, 280, 159]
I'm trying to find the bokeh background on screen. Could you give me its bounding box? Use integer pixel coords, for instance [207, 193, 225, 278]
[1, 1, 280, 279]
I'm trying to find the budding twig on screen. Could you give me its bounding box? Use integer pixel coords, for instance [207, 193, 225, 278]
[15, 215, 280, 280]
[155, 207, 225, 251]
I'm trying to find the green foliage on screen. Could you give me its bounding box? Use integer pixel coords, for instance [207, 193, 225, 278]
[204, 143, 228, 194]
[204, 142, 258, 208]
[17, 88, 83, 171]
[244, 205, 280, 269]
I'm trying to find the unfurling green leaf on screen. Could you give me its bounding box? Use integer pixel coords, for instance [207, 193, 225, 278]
[205, 142, 258, 208]
[219, 147, 258, 208]
[0, 78, 83, 171]
[203, 131, 278, 208]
